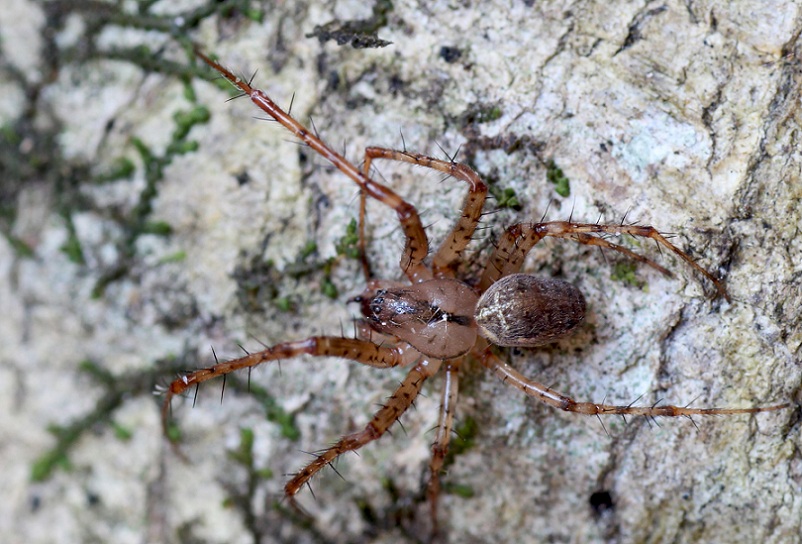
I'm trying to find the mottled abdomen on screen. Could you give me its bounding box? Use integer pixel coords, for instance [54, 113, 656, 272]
[475, 274, 586, 347]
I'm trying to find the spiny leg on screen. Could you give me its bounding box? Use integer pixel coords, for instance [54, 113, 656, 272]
[479, 220, 729, 300]
[428, 361, 461, 536]
[195, 49, 430, 282]
[479, 348, 789, 418]
[361, 147, 488, 278]
[284, 358, 442, 499]
[161, 337, 420, 436]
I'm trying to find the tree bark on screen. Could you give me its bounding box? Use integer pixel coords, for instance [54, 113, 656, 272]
[2, 1, 799, 543]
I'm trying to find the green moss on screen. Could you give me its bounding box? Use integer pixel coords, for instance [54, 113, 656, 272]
[30, 356, 189, 482]
[274, 296, 293, 312]
[335, 218, 360, 259]
[112, 422, 134, 441]
[546, 159, 570, 197]
[5, 234, 34, 258]
[444, 482, 475, 498]
[158, 250, 187, 264]
[322, 276, 339, 299]
[227, 427, 256, 466]
[88, 84, 210, 296]
[182, 81, 197, 103]
[610, 261, 646, 289]
[0, 123, 20, 145]
[94, 157, 136, 183]
[172, 105, 211, 141]
[299, 240, 318, 260]
[490, 186, 521, 210]
[449, 415, 479, 457]
[461, 103, 504, 125]
[165, 422, 182, 444]
[18, 5, 318, 537]
[141, 221, 173, 236]
[60, 215, 85, 264]
[166, 139, 200, 155]
[237, 380, 300, 441]
[255, 466, 274, 480]
[31, 449, 72, 482]
[245, 8, 265, 23]
[61, 235, 84, 264]
[475, 105, 502, 123]
[226, 427, 274, 479]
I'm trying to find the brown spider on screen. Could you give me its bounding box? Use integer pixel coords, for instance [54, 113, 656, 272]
[162, 48, 788, 532]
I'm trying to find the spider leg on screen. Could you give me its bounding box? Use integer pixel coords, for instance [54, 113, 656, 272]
[428, 361, 461, 536]
[480, 348, 789, 417]
[284, 358, 442, 500]
[479, 220, 729, 300]
[361, 148, 488, 278]
[195, 50, 430, 282]
[357, 188, 372, 282]
[161, 337, 420, 437]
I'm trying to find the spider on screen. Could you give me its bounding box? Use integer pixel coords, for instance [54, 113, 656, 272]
[162, 48, 788, 533]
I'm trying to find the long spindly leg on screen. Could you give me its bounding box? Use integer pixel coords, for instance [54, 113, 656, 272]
[361, 147, 488, 278]
[480, 348, 789, 418]
[161, 337, 421, 435]
[195, 50, 430, 282]
[357, 188, 372, 282]
[427, 361, 461, 536]
[284, 358, 442, 499]
[479, 220, 729, 300]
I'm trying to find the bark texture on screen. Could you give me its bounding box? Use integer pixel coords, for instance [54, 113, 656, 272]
[1, 1, 800, 543]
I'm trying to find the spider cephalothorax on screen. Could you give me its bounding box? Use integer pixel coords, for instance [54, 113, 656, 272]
[357, 279, 478, 359]
[161, 48, 788, 536]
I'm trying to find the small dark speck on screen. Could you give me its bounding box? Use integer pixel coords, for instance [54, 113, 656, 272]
[440, 46, 462, 63]
[326, 70, 340, 92]
[30, 495, 41, 512]
[388, 74, 405, 96]
[589, 490, 614, 517]
[86, 491, 101, 507]
[236, 171, 251, 186]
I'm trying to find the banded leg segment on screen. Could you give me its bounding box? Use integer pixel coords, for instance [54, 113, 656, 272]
[428, 361, 460, 535]
[161, 337, 419, 434]
[195, 49, 430, 282]
[285, 358, 442, 497]
[362, 147, 488, 278]
[480, 349, 788, 417]
[479, 221, 728, 300]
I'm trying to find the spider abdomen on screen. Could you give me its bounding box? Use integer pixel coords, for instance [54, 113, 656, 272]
[475, 273, 586, 347]
[360, 279, 479, 359]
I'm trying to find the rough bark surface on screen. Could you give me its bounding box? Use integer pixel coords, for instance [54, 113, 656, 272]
[1, 1, 800, 543]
